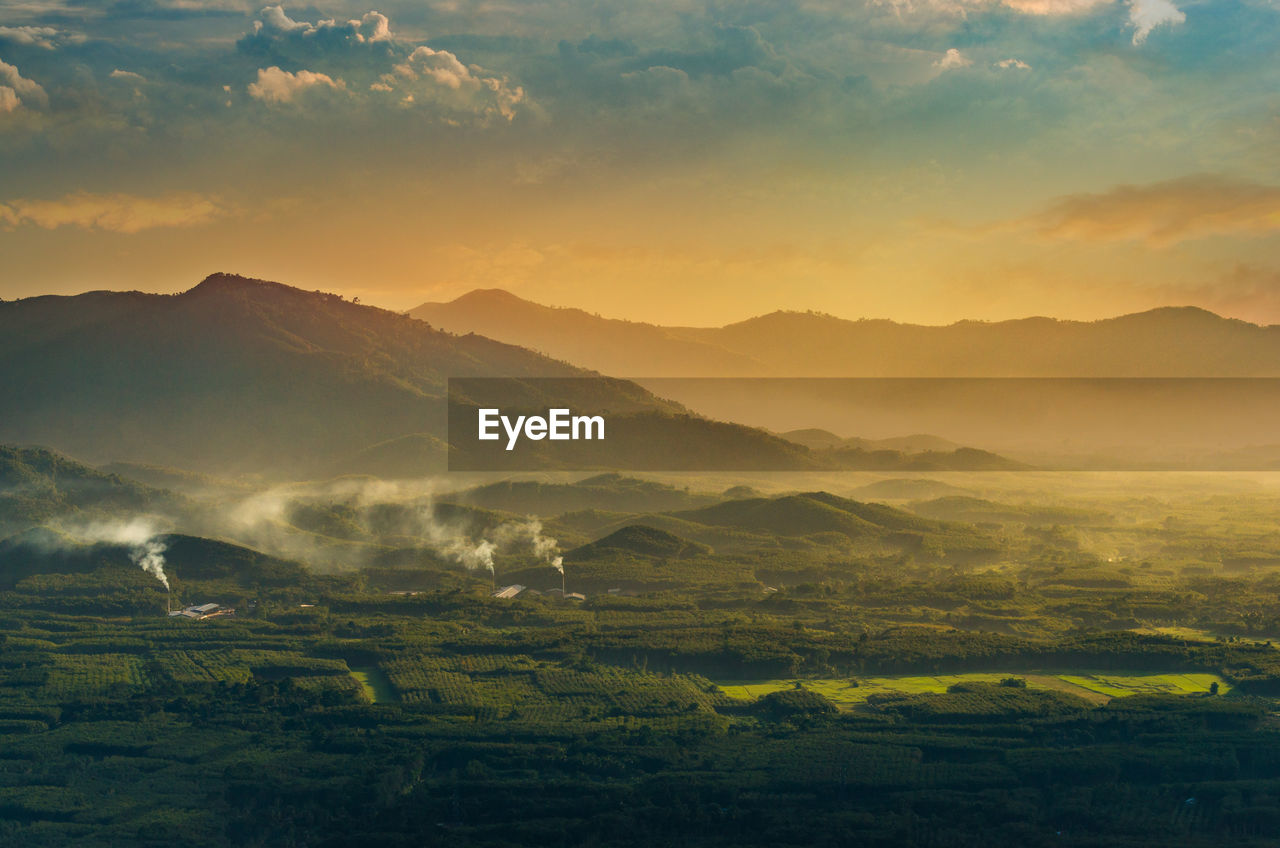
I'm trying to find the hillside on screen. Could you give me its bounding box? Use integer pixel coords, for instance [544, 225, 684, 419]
[414, 291, 1280, 377]
[0, 445, 177, 534]
[566, 525, 712, 561]
[447, 474, 718, 516]
[0, 275, 799, 479]
[670, 491, 947, 539]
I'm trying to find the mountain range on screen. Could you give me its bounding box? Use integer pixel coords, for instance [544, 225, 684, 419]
[0, 275, 719, 478]
[0, 275, 877, 478]
[413, 290, 1280, 377]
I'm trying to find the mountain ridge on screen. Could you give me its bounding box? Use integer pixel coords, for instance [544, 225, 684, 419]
[412, 290, 1280, 377]
[0, 274, 871, 479]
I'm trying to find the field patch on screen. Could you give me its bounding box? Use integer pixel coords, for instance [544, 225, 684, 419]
[350, 667, 398, 703]
[716, 671, 1232, 707]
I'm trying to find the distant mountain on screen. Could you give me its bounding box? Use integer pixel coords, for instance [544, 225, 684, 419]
[781, 430, 962, 453]
[907, 496, 1110, 526]
[447, 474, 718, 516]
[671, 491, 944, 539]
[413, 289, 765, 377]
[413, 291, 1280, 377]
[660, 490, 1001, 561]
[774, 430, 1018, 471]
[0, 274, 806, 479]
[848, 478, 972, 501]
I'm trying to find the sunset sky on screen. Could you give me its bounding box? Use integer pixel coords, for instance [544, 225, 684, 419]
[1, 0, 1278, 325]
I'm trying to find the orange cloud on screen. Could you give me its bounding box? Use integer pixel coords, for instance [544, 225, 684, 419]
[0, 192, 227, 233]
[1013, 175, 1280, 246]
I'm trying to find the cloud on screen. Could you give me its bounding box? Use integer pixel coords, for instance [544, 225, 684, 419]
[240, 6, 394, 57]
[247, 66, 345, 104]
[0, 192, 226, 232]
[380, 45, 525, 120]
[1128, 0, 1185, 44]
[1003, 0, 1111, 13]
[0, 25, 67, 49]
[934, 48, 971, 70]
[1009, 175, 1280, 246]
[238, 8, 525, 121]
[995, 57, 1032, 69]
[109, 69, 147, 82]
[878, 0, 1186, 45]
[0, 58, 46, 111]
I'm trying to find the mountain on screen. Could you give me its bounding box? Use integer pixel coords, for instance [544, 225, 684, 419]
[670, 491, 945, 539]
[848, 478, 972, 501]
[413, 291, 1280, 377]
[413, 289, 764, 377]
[0, 274, 809, 479]
[780, 430, 963, 453]
[446, 474, 718, 516]
[775, 430, 1019, 471]
[566, 525, 712, 561]
[906, 496, 1109, 526]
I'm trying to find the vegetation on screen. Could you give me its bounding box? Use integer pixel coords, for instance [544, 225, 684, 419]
[5, 450, 1280, 844]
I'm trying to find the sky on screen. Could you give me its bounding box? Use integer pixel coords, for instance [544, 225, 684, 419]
[0, 0, 1278, 326]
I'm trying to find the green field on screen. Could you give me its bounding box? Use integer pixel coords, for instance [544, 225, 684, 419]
[716, 671, 1232, 707]
[350, 667, 398, 703]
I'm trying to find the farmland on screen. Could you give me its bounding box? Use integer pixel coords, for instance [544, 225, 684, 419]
[6, 464, 1280, 845]
[717, 670, 1233, 706]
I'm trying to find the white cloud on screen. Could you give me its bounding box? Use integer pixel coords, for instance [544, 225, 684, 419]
[996, 57, 1032, 69]
[933, 48, 972, 70]
[1128, 0, 1185, 44]
[0, 192, 227, 232]
[879, 0, 1186, 46]
[110, 69, 147, 82]
[240, 8, 526, 121]
[381, 44, 526, 120]
[247, 66, 345, 104]
[0, 58, 46, 111]
[393, 46, 472, 90]
[250, 6, 393, 45]
[0, 25, 71, 50]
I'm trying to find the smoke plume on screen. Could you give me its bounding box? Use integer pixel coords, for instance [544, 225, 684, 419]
[65, 518, 170, 589]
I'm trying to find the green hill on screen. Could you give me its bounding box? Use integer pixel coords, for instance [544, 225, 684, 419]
[567, 525, 712, 561]
[0, 445, 177, 533]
